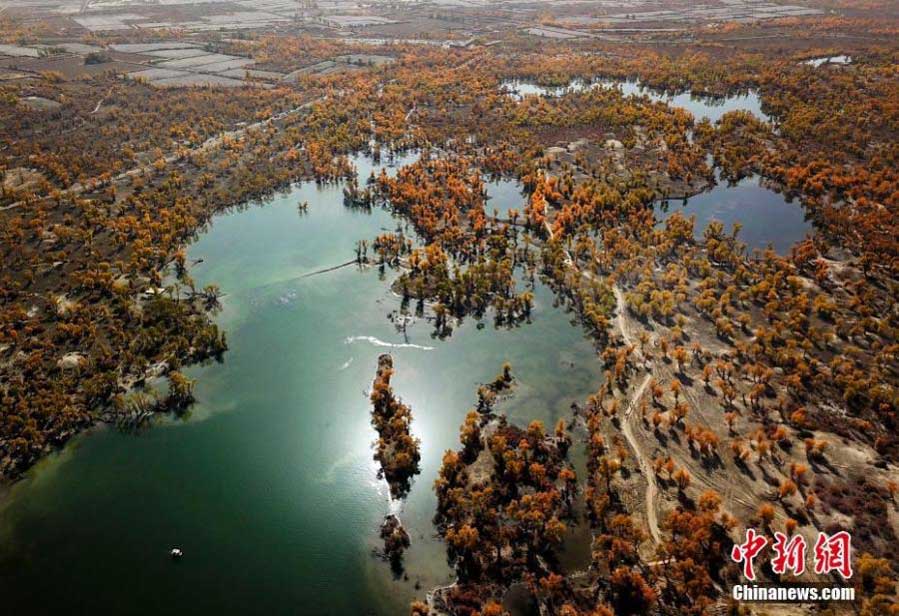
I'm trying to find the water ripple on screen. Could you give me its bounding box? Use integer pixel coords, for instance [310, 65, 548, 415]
[344, 336, 434, 351]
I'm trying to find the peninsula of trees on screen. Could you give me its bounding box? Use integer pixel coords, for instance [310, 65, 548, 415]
[370, 354, 421, 500]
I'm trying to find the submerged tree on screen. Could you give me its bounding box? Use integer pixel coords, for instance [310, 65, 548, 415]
[379, 513, 411, 577]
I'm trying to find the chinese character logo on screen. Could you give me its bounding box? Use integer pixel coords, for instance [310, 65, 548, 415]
[813, 531, 852, 579]
[731, 528, 768, 581]
[731, 529, 852, 580]
[771, 532, 806, 575]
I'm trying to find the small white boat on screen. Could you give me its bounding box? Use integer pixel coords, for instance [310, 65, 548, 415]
[170, 548, 183, 559]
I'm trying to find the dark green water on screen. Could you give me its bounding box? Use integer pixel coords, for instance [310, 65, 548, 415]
[0, 155, 603, 615]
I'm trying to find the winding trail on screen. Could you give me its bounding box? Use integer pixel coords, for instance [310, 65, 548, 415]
[613, 287, 632, 345]
[90, 86, 113, 115]
[621, 373, 660, 544]
[611, 285, 660, 543]
[551, 226, 661, 544]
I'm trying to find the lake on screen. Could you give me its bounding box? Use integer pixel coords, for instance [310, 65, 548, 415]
[0, 154, 604, 615]
[0, 121, 812, 612]
[656, 174, 812, 254]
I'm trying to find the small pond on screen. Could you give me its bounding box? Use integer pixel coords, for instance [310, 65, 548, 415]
[656, 174, 812, 254]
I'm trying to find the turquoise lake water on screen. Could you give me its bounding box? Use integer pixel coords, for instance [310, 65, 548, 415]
[0, 80, 814, 611]
[0, 154, 603, 615]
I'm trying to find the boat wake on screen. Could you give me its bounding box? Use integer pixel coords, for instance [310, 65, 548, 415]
[344, 336, 434, 351]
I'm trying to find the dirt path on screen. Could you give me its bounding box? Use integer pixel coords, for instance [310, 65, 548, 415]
[550, 229, 638, 357]
[622, 373, 660, 544]
[613, 285, 638, 351]
[90, 86, 113, 114]
[611, 283, 660, 542]
[551, 233, 661, 544]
